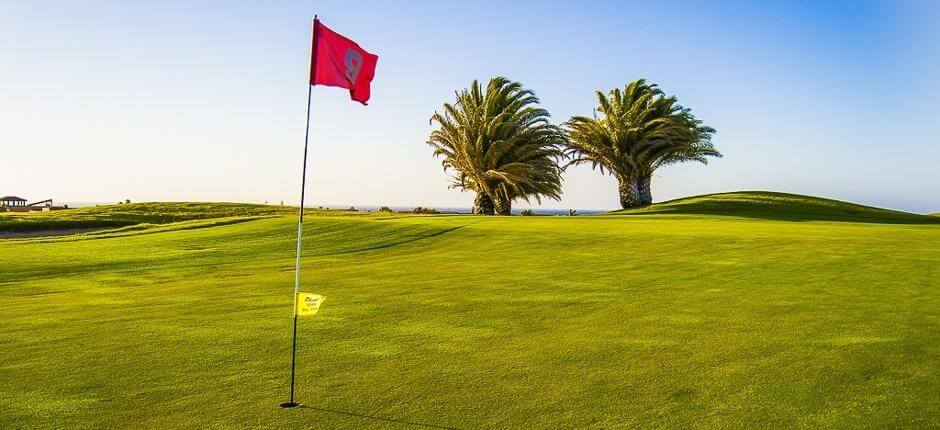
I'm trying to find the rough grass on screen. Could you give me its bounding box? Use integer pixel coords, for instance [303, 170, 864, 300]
[0, 202, 361, 233]
[2, 197, 939, 428]
[612, 191, 940, 224]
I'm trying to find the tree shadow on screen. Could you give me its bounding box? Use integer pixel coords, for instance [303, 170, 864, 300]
[297, 405, 460, 429]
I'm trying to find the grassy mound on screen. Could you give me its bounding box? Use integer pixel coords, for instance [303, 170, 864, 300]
[2, 213, 938, 427]
[0, 202, 359, 233]
[611, 191, 940, 224]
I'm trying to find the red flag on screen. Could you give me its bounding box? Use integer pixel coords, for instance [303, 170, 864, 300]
[309, 19, 378, 105]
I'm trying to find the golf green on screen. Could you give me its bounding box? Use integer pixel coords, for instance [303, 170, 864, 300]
[2, 194, 939, 428]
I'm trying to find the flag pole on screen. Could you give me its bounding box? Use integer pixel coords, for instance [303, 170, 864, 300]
[281, 15, 318, 410]
[281, 83, 312, 409]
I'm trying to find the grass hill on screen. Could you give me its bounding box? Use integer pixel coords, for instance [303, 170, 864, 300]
[0, 202, 360, 234]
[4, 192, 934, 237]
[611, 191, 940, 224]
[2, 198, 939, 428]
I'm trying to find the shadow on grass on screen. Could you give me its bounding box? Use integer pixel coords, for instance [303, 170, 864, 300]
[325, 224, 471, 256]
[298, 405, 460, 429]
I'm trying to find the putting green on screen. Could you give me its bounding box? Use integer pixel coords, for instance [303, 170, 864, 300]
[2, 194, 938, 428]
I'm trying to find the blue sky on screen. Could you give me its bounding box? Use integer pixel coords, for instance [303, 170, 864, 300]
[2, 1, 938, 212]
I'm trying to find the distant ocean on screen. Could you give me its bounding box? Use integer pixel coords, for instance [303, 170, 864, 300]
[59, 201, 607, 215]
[327, 205, 607, 215]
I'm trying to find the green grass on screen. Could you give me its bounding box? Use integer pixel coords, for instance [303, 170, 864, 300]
[2, 194, 939, 428]
[613, 191, 940, 224]
[0, 202, 362, 233]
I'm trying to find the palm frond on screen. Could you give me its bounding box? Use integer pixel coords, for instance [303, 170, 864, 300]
[428, 77, 565, 212]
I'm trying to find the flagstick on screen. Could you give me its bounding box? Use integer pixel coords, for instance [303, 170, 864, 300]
[281, 15, 320, 410]
[281, 82, 313, 409]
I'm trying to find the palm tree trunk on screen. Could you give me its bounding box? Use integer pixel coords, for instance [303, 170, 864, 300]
[636, 173, 653, 206]
[617, 176, 642, 209]
[473, 190, 495, 215]
[494, 197, 511, 215]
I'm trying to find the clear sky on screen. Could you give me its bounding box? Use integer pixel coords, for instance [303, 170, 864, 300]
[2, 1, 938, 212]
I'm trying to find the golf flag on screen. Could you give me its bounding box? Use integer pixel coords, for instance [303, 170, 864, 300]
[296, 293, 325, 316]
[283, 16, 373, 409]
[310, 18, 378, 105]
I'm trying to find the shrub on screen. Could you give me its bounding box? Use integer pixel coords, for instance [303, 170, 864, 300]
[378, 206, 393, 213]
[520, 209, 535, 216]
[412, 206, 440, 214]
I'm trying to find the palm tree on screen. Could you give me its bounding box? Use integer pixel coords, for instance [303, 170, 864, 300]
[563, 79, 719, 208]
[428, 77, 564, 215]
[632, 100, 718, 205]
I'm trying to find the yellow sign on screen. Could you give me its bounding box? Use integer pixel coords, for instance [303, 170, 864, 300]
[296, 293, 325, 316]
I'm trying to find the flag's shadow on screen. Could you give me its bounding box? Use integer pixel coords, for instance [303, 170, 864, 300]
[325, 224, 470, 256]
[297, 405, 460, 429]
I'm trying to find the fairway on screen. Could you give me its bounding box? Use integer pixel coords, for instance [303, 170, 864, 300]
[2, 198, 940, 428]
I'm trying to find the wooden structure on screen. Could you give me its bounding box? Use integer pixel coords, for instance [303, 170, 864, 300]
[1, 196, 69, 212]
[1, 196, 27, 208]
